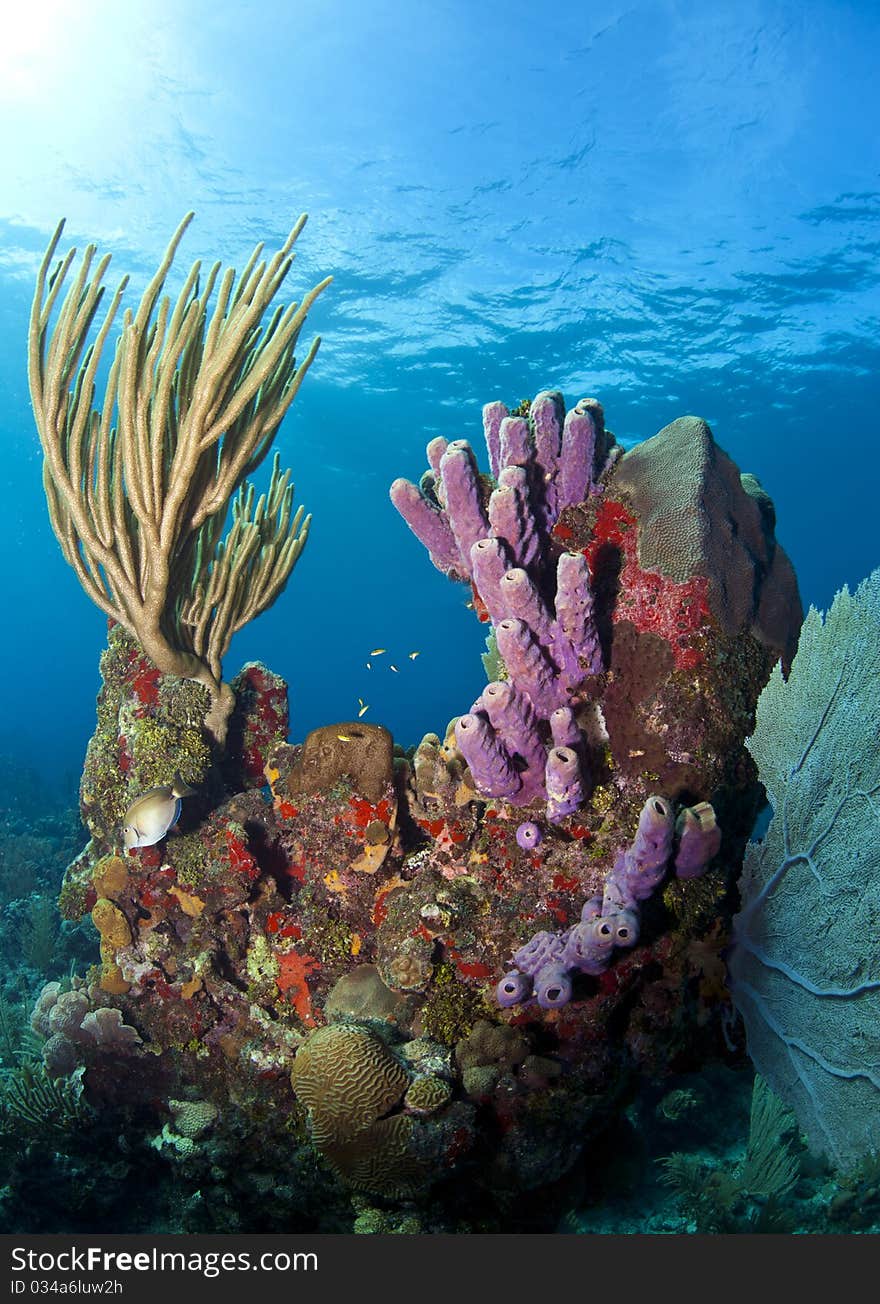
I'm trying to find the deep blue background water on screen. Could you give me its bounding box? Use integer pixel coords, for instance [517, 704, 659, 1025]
[0, 0, 877, 776]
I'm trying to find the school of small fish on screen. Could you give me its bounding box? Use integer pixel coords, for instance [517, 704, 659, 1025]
[355, 647, 422, 720]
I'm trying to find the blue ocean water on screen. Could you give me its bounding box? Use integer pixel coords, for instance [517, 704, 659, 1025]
[0, 0, 877, 778]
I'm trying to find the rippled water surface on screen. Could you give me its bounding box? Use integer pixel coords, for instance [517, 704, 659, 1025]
[0, 0, 877, 768]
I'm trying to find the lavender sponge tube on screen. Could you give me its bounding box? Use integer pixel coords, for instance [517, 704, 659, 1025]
[439, 441, 490, 570]
[545, 746, 585, 823]
[389, 478, 462, 576]
[496, 970, 532, 1008]
[455, 713, 521, 799]
[674, 802, 722, 878]
[617, 795, 675, 900]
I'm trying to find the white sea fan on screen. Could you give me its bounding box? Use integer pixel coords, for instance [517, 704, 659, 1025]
[729, 568, 880, 1172]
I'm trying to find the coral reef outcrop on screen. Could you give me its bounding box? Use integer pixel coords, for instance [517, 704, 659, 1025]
[37, 391, 803, 1231]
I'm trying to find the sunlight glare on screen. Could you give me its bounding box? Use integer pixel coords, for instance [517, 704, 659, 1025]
[0, 0, 75, 103]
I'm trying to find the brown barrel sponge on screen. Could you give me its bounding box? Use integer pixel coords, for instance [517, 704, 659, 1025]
[286, 722, 394, 804]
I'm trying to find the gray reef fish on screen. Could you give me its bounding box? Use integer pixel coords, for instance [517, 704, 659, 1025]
[121, 772, 196, 850]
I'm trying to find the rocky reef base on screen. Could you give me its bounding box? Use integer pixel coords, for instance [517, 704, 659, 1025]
[24, 414, 804, 1233]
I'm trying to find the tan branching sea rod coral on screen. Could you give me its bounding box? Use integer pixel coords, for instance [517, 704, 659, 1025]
[28, 213, 331, 740]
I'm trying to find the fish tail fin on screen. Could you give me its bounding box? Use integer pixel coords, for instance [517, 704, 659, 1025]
[172, 772, 197, 798]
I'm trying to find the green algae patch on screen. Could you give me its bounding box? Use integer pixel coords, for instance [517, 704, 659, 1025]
[420, 962, 492, 1046]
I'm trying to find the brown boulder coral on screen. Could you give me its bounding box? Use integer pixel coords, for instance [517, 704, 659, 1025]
[286, 723, 394, 805]
[611, 416, 801, 665]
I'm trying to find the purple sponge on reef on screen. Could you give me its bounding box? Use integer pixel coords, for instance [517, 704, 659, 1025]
[554, 552, 603, 678]
[494, 798, 722, 1008]
[455, 713, 521, 800]
[561, 916, 616, 976]
[512, 930, 563, 978]
[389, 478, 463, 576]
[674, 802, 722, 878]
[470, 537, 513, 626]
[616, 795, 675, 900]
[488, 467, 541, 571]
[545, 746, 585, 823]
[496, 971, 533, 1008]
[609, 908, 640, 948]
[515, 821, 542, 850]
[478, 680, 546, 799]
[534, 963, 572, 1009]
[391, 389, 616, 824]
[439, 441, 490, 567]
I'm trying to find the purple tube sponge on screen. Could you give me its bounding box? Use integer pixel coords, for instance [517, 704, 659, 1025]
[480, 678, 539, 739]
[494, 799, 722, 1008]
[555, 552, 603, 678]
[392, 390, 616, 822]
[549, 706, 581, 751]
[439, 441, 490, 567]
[534, 963, 572, 1010]
[632, 795, 675, 869]
[499, 416, 531, 468]
[470, 537, 513, 626]
[495, 618, 563, 719]
[529, 390, 565, 525]
[500, 568, 555, 647]
[515, 821, 542, 850]
[482, 402, 507, 480]
[470, 537, 514, 626]
[558, 402, 599, 509]
[496, 970, 532, 1008]
[609, 909, 640, 948]
[488, 467, 541, 571]
[561, 916, 616, 976]
[479, 680, 547, 801]
[616, 795, 675, 901]
[389, 478, 463, 577]
[455, 713, 521, 800]
[545, 746, 585, 824]
[674, 802, 722, 878]
[426, 436, 449, 474]
[512, 930, 563, 978]
[601, 861, 638, 914]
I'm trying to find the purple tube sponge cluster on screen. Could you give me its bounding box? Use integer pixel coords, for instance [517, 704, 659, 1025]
[496, 796, 721, 1010]
[391, 392, 615, 820]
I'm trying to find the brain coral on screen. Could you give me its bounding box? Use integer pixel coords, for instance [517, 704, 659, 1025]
[290, 1023, 427, 1197]
[404, 1076, 452, 1115]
